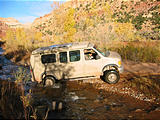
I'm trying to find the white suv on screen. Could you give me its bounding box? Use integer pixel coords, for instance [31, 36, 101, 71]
[30, 42, 124, 87]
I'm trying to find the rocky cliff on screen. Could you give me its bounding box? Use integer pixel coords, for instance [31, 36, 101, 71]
[0, 21, 9, 39]
[0, 17, 23, 28]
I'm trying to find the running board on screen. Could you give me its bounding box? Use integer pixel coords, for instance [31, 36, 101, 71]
[68, 76, 98, 81]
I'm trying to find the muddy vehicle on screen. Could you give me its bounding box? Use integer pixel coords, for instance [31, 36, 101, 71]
[30, 42, 123, 87]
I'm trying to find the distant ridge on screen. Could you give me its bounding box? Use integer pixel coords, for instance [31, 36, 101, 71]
[0, 17, 23, 28]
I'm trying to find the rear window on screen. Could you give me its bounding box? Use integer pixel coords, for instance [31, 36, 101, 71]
[41, 54, 56, 64]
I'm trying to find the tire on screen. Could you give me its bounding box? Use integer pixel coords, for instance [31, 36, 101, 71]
[44, 76, 56, 87]
[103, 70, 120, 84]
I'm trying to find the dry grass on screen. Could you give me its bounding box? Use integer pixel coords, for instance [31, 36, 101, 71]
[0, 68, 36, 119]
[108, 41, 160, 63]
[0, 80, 24, 119]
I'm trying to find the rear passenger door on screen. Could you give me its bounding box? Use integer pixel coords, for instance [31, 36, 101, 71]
[57, 51, 69, 79]
[58, 50, 84, 79]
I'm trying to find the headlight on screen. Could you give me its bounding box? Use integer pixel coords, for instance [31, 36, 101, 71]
[118, 61, 122, 66]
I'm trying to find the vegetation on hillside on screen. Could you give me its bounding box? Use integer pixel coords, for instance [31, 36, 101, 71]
[1, 0, 160, 63]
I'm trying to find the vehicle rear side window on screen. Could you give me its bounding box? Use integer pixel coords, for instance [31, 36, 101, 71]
[60, 52, 67, 63]
[69, 50, 80, 62]
[41, 54, 56, 64]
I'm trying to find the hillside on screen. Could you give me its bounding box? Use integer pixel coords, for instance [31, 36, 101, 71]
[32, 0, 160, 46]
[1, 0, 160, 65]
[0, 17, 23, 28]
[0, 17, 19, 24]
[0, 21, 9, 39]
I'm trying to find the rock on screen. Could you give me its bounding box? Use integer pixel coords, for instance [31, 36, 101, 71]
[104, 98, 108, 103]
[71, 96, 79, 101]
[91, 109, 94, 112]
[128, 115, 133, 118]
[105, 105, 111, 111]
[155, 107, 160, 111]
[94, 99, 100, 103]
[135, 109, 143, 112]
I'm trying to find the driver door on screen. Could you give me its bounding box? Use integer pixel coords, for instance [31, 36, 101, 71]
[83, 49, 102, 77]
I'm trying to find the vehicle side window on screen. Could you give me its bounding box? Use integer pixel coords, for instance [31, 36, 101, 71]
[69, 50, 80, 62]
[84, 49, 97, 60]
[60, 52, 67, 63]
[41, 54, 56, 64]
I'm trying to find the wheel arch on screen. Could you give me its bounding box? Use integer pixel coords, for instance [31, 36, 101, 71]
[41, 71, 58, 80]
[102, 64, 119, 74]
[42, 75, 58, 84]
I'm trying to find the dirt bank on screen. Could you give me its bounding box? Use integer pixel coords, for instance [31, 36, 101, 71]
[124, 60, 160, 75]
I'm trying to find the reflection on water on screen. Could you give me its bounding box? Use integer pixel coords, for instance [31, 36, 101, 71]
[0, 48, 4, 55]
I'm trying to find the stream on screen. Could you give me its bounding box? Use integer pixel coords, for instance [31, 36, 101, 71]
[0, 47, 20, 80]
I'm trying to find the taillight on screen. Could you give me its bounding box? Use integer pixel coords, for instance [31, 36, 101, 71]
[30, 66, 33, 73]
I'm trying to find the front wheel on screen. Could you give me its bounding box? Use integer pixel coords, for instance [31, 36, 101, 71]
[103, 70, 120, 84]
[43, 76, 56, 87]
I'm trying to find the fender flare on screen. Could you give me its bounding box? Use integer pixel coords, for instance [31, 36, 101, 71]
[41, 73, 58, 84]
[102, 64, 119, 73]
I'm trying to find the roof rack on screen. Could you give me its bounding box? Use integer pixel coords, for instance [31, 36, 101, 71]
[49, 43, 72, 49]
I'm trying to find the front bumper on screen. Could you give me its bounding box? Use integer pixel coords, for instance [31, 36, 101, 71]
[118, 65, 124, 73]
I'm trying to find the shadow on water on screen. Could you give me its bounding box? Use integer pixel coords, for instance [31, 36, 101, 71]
[30, 80, 69, 119]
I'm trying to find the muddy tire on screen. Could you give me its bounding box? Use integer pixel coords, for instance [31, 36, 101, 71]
[44, 76, 56, 87]
[103, 70, 120, 84]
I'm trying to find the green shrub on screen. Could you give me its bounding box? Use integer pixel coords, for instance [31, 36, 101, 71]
[109, 42, 160, 63]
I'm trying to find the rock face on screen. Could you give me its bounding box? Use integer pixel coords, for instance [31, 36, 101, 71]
[32, 13, 53, 28]
[0, 17, 22, 28]
[0, 17, 19, 23]
[0, 21, 9, 38]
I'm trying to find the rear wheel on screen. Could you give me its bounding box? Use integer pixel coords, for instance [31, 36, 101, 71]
[103, 70, 120, 84]
[44, 76, 56, 87]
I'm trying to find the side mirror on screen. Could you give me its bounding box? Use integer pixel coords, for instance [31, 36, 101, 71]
[95, 55, 100, 60]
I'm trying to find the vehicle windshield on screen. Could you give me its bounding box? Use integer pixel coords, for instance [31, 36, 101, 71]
[93, 47, 105, 56]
